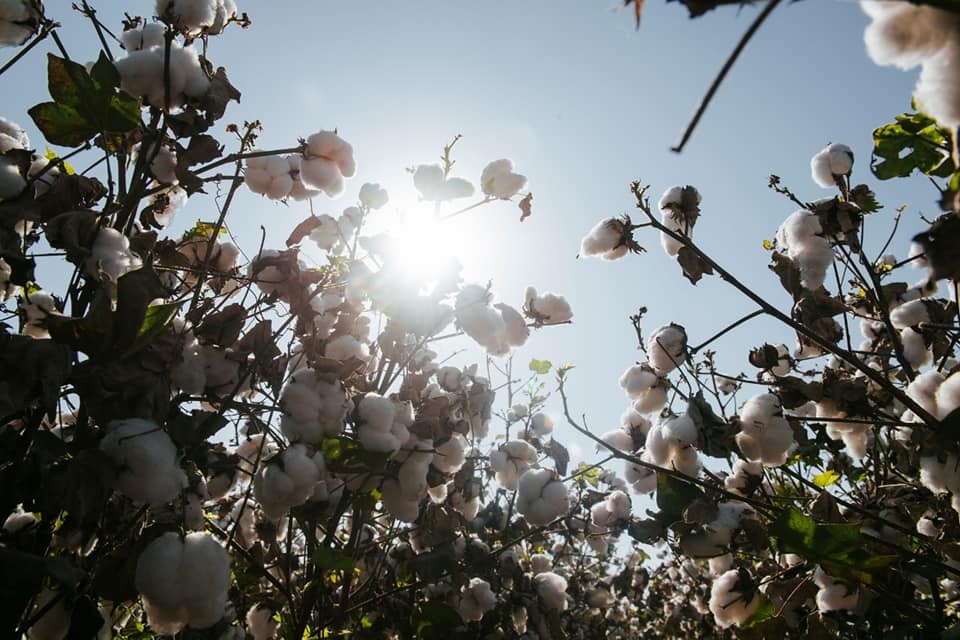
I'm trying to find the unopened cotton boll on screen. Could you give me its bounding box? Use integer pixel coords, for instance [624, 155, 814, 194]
[0, 0, 40, 47]
[279, 368, 349, 444]
[534, 572, 569, 611]
[480, 158, 527, 199]
[647, 324, 687, 374]
[100, 418, 188, 506]
[580, 217, 630, 260]
[516, 468, 569, 525]
[457, 578, 497, 622]
[134, 532, 231, 634]
[810, 143, 854, 188]
[709, 569, 759, 629]
[300, 131, 355, 197]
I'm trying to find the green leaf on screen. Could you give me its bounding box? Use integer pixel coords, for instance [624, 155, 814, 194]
[89, 51, 120, 91]
[129, 301, 183, 353]
[742, 594, 775, 629]
[311, 547, 355, 572]
[812, 469, 840, 488]
[410, 601, 461, 640]
[28, 102, 97, 147]
[872, 110, 955, 180]
[46, 53, 96, 109]
[655, 472, 704, 526]
[528, 358, 552, 375]
[320, 436, 389, 474]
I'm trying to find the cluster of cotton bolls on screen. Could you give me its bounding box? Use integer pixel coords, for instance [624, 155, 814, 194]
[99, 418, 188, 506]
[775, 208, 834, 291]
[134, 532, 231, 634]
[455, 577, 497, 622]
[116, 23, 209, 110]
[658, 185, 701, 258]
[489, 439, 539, 490]
[279, 368, 350, 444]
[156, 0, 238, 36]
[810, 143, 854, 189]
[862, 1, 960, 130]
[709, 568, 759, 629]
[735, 393, 796, 467]
[252, 444, 326, 519]
[579, 217, 633, 260]
[85, 227, 143, 281]
[454, 283, 530, 355]
[245, 155, 318, 201]
[516, 468, 569, 525]
[523, 286, 573, 325]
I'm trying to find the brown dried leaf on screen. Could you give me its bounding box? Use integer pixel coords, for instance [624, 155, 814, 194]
[518, 192, 533, 222]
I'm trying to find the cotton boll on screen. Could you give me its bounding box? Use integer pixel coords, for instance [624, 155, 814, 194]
[516, 468, 569, 525]
[480, 158, 527, 199]
[647, 324, 687, 374]
[324, 334, 370, 362]
[625, 453, 658, 494]
[724, 459, 763, 496]
[599, 428, 635, 453]
[356, 394, 410, 455]
[495, 302, 530, 349]
[531, 412, 554, 437]
[814, 566, 858, 613]
[709, 569, 759, 629]
[661, 414, 698, 449]
[20, 289, 57, 338]
[279, 369, 349, 444]
[135, 532, 231, 634]
[534, 572, 569, 611]
[490, 440, 538, 490]
[300, 131, 355, 197]
[619, 363, 659, 398]
[862, 1, 959, 70]
[916, 38, 960, 131]
[253, 444, 321, 519]
[457, 578, 497, 622]
[245, 604, 278, 640]
[86, 227, 143, 281]
[0, 0, 40, 47]
[523, 287, 573, 324]
[890, 299, 930, 329]
[3, 504, 37, 533]
[433, 434, 466, 473]
[413, 163, 475, 201]
[0, 116, 29, 152]
[590, 490, 631, 528]
[0, 153, 25, 199]
[900, 327, 932, 368]
[580, 217, 630, 260]
[907, 370, 946, 416]
[358, 182, 388, 209]
[100, 418, 188, 506]
[810, 143, 854, 188]
[157, 0, 238, 36]
[937, 371, 960, 418]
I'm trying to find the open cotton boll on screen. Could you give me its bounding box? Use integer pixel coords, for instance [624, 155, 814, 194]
[495, 302, 530, 349]
[433, 434, 466, 473]
[356, 394, 411, 454]
[916, 38, 960, 131]
[253, 444, 321, 519]
[413, 163, 475, 201]
[907, 370, 945, 417]
[245, 604, 278, 640]
[523, 286, 573, 324]
[599, 428, 635, 453]
[661, 414, 698, 449]
[457, 578, 497, 622]
[937, 371, 960, 418]
[134, 532, 231, 634]
[535, 572, 569, 611]
[531, 412, 554, 437]
[279, 368, 349, 444]
[245, 156, 294, 200]
[0, 115, 29, 152]
[814, 567, 858, 613]
[358, 182, 388, 209]
[100, 418, 188, 506]
[114, 31, 209, 109]
[480, 158, 527, 199]
[810, 143, 854, 188]
[0, 0, 40, 47]
[324, 334, 370, 362]
[516, 468, 569, 525]
[901, 327, 932, 368]
[709, 569, 759, 629]
[647, 324, 687, 374]
[300, 131, 355, 197]
[590, 490, 631, 529]
[724, 459, 763, 495]
[0, 154, 25, 200]
[890, 299, 930, 329]
[580, 217, 630, 260]
[20, 289, 57, 338]
[156, 0, 238, 35]
[490, 440, 538, 490]
[862, 1, 959, 70]
[86, 227, 143, 281]
[308, 214, 342, 252]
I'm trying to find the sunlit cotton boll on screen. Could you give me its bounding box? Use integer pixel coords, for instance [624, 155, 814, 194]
[814, 566, 858, 613]
[358, 181, 388, 209]
[433, 434, 467, 474]
[0, 115, 29, 152]
[0, 0, 40, 47]
[245, 156, 294, 200]
[99, 418, 188, 506]
[580, 217, 630, 260]
[253, 444, 322, 519]
[709, 569, 759, 629]
[531, 412, 554, 437]
[156, 0, 238, 36]
[413, 163, 475, 201]
[810, 143, 854, 188]
[658, 185, 701, 257]
[775, 209, 833, 290]
[300, 131, 356, 197]
[516, 468, 569, 525]
[534, 572, 569, 611]
[647, 324, 687, 375]
[85, 227, 143, 281]
[590, 490, 631, 529]
[480, 158, 527, 199]
[936, 371, 960, 419]
[916, 38, 960, 131]
[279, 368, 350, 444]
[524, 286, 573, 324]
[457, 578, 497, 622]
[134, 532, 231, 634]
[356, 394, 412, 455]
[862, 1, 959, 70]
[490, 440, 539, 490]
[114, 27, 209, 109]
[0, 153, 25, 200]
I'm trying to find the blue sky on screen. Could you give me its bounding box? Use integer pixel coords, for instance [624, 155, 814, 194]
[2, 1, 942, 464]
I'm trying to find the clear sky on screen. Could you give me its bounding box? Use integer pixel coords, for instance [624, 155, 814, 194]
[2, 1, 941, 466]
